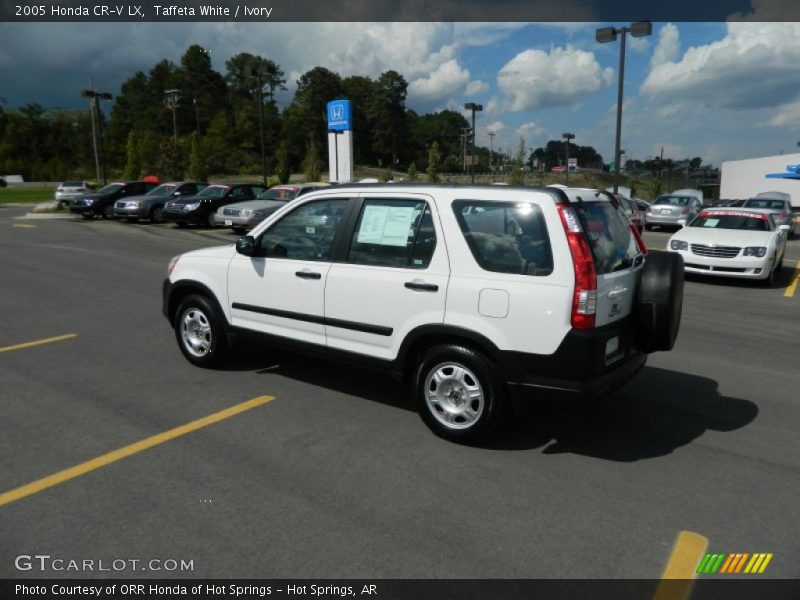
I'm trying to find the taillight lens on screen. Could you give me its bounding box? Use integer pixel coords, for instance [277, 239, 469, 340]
[557, 205, 597, 330]
[630, 224, 648, 256]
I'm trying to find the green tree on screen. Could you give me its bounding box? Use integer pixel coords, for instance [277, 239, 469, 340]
[427, 142, 441, 183]
[158, 137, 184, 181]
[188, 132, 209, 181]
[407, 161, 418, 181]
[123, 130, 142, 179]
[509, 137, 526, 185]
[302, 135, 322, 182]
[369, 70, 408, 166]
[275, 139, 291, 184]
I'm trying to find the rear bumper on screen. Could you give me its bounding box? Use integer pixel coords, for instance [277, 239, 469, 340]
[501, 317, 646, 400]
[646, 214, 685, 226]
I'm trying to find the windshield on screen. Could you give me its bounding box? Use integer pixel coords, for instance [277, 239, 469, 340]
[97, 183, 124, 194]
[259, 187, 298, 200]
[576, 197, 639, 274]
[654, 196, 690, 206]
[743, 199, 786, 210]
[689, 211, 769, 231]
[148, 184, 176, 196]
[198, 186, 230, 198]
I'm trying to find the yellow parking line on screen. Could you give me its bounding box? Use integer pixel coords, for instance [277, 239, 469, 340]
[0, 395, 274, 507]
[13, 223, 36, 229]
[785, 261, 800, 298]
[0, 333, 77, 353]
[652, 531, 708, 600]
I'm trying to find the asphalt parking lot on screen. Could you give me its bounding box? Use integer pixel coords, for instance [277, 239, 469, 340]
[1, 204, 799, 581]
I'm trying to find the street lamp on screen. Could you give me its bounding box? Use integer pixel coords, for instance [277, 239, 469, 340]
[464, 102, 483, 184]
[562, 132, 575, 184]
[81, 88, 113, 184]
[596, 21, 652, 193]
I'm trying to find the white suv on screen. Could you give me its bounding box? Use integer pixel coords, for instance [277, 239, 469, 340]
[163, 185, 684, 442]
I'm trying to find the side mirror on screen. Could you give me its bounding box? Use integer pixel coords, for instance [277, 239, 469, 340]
[677, 219, 687, 227]
[236, 235, 257, 256]
[778, 224, 790, 232]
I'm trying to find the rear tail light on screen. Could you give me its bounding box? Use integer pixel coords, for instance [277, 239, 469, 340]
[557, 205, 597, 330]
[76, 188, 85, 192]
[630, 224, 648, 255]
[681, 209, 690, 214]
[777, 213, 787, 219]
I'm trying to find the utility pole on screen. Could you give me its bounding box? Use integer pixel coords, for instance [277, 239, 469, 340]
[81, 87, 112, 184]
[563, 132, 575, 185]
[488, 130, 496, 182]
[164, 89, 181, 146]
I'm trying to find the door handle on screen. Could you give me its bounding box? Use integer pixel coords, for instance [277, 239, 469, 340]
[404, 281, 439, 292]
[607, 287, 628, 298]
[295, 270, 322, 280]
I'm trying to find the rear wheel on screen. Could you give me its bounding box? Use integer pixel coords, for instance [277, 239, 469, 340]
[205, 211, 216, 229]
[174, 294, 229, 368]
[102, 204, 115, 219]
[635, 252, 684, 353]
[414, 344, 507, 443]
[82, 212, 94, 220]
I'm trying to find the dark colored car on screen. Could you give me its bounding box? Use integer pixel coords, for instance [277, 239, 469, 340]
[0, 178, 7, 188]
[70, 181, 158, 219]
[161, 183, 267, 228]
[114, 181, 208, 223]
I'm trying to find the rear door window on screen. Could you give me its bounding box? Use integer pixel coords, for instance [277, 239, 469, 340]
[453, 200, 553, 276]
[575, 198, 639, 274]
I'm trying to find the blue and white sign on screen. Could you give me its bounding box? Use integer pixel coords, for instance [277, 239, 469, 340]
[327, 99, 352, 132]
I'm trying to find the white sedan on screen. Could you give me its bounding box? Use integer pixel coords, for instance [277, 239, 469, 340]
[667, 208, 790, 284]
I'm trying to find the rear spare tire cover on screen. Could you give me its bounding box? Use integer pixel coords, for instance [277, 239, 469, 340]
[635, 252, 684, 353]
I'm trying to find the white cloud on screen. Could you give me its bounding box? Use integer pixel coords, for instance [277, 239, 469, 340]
[486, 121, 506, 133]
[464, 80, 489, 97]
[641, 22, 800, 109]
[515, 121, 549, 146]
[628, 36, 650, 54]
[650, 23, 680, 68]
[766, 101, 800, 128]
[497, 45, 614, 111]
[408, 59, 471, 104]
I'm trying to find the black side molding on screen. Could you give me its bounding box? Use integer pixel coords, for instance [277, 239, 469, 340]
[404, 282, 439, 292]
[231, 302, 393, 336]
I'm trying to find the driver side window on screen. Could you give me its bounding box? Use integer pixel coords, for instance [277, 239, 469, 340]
[258, 199, 348, 261]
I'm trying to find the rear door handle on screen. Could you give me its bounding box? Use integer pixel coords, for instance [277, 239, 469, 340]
[295, 270, 322, 280]
[404, 281, 439, 292]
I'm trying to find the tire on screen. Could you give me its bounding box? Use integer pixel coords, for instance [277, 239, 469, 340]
[414, 344, 508, 443]
[175, 221, 188, 229]
[102, 204, 115, 219]
[644, 224, 652, 231]
[635, 252, 684, 353]
[205, 211, 216, 229]
[82, 212, 94, 220]
[149, 205, 163, 223]
[174, 294, 229, 368]
[232, 227, 245, 235]
[126, 217, 139, 224]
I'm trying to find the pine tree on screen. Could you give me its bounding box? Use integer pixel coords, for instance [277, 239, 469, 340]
[427, 142, 441, 183]
[123, 130, 142, 180]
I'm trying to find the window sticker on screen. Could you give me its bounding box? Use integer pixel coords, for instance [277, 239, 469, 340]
[703, 218, 719, 227]
[357, 204, 419, 247]
[306, 226, 316, 234]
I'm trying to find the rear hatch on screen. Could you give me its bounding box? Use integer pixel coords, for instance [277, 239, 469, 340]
[566, 190, 643, 327]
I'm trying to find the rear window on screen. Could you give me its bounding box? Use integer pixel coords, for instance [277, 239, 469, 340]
[743, 199, 786, 210]
[453, 200, 554, 276]
[574, 197, 639, 274]
[654, 196, 691, 206]
[62, 181, 84, 187]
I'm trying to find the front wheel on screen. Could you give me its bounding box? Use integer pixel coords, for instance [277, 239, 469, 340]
[102, 204, 115, 219]
[414, 345, 507, 443]
[205, 211, 216, 229]
[174, 294, 229, 368]
[149, 205, 163, 223]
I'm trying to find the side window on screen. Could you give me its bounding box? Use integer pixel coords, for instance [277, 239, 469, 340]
[258, 199, 348, 261]
[347, 198, 436, 269]
[453, 200, 553, 276]
[232, 187, 249, 199]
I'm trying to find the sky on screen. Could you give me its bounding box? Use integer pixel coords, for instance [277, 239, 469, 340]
[2, 6, 800, 166]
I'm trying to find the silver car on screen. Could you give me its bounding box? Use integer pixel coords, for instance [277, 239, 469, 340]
[742, 197, 795, 238]
[645, 195, 702, 230]
[214, 183, 329, 233]
[55, 181, 93, 207]
[114, 181, 207, 223]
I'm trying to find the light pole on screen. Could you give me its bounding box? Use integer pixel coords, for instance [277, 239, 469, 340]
[596, 21, 651, 193]
[488, 129, 496, 182]
[464, 102, 483, 184]
[81, 88, 112, 184]
[164, 89, 181, 146]
[562, 132, 575, 184]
